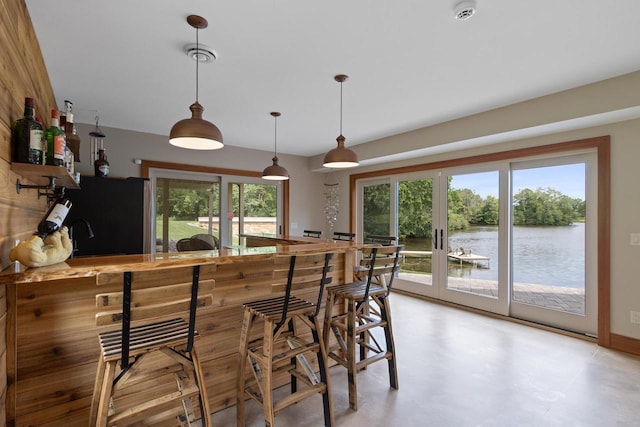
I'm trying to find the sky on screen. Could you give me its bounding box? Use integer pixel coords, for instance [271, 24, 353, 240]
[450, 163, 586, 200]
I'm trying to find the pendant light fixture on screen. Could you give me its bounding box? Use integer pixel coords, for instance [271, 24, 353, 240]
[262, 112, 289, 180]
[170, 15, 223, 150]
[323, 74, 359, 168]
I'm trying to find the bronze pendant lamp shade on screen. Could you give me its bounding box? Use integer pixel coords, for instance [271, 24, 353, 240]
[262, 112, 289, 180]
[170, 15, 224, 150]
[323, 74, 359, 168]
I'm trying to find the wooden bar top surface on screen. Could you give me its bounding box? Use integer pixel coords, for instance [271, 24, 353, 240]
[0, 236, 359, 286]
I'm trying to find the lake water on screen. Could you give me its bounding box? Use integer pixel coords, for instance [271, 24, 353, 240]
[400, 223, 585, 288]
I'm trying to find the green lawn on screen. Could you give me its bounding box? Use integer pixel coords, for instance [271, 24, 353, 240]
[156, 219, 213, 241]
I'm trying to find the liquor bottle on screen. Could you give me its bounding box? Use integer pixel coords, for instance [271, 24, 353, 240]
[63, 99, 80, 161]
[35, 198, 72, 239]
[94, 148, 110, 177]
[35, 116, 46, 165]
[11, 97, 43, 164]
[45, 109, 66, 166]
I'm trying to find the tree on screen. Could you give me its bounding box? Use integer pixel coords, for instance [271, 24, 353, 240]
[363, 183, 391, 236]
[479, 196, 499, 225]
[513, 187, 580, 225]
[398, 179, 433, 238]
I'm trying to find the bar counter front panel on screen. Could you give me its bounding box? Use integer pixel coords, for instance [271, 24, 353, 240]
[1, 238, 357, 426]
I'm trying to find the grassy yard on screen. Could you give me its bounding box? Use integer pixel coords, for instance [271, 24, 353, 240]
[156, 219, 213, 241]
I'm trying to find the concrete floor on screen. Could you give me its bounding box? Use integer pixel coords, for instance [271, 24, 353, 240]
[215, 292, 640, 426]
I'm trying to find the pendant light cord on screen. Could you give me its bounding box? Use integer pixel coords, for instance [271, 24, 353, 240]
[195, 24, 199, 103]
[339, 80, 343, 135]
[274, 115, 278, 156]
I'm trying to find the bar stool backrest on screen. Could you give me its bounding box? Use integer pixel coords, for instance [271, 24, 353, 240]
[358, 245, 404, 298]
[191, 233, 220, 249]
[365, 235, 398, 246]
[333, 231, 356, 241]
[177, 236, 216, 251]
[272, 252, 334, 327]
[95, 264, 215, 368]
[303, 229, 322, 238]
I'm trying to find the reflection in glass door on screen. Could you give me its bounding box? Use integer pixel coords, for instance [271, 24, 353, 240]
[155, 177, 220, 253]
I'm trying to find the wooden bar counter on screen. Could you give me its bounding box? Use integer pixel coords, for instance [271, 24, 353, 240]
[0, 237, 357, 426]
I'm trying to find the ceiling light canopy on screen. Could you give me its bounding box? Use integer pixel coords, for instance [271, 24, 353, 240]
[169, 14, 223, 150]
[323, 74, 359, 169]
[262, 112, 289, 181]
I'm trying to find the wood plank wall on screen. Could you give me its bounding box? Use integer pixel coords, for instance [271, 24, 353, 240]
[0, 0, 57, 269]
[0, 1, 57, 426]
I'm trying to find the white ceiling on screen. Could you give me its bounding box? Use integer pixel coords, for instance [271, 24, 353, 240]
[25, 0, 640, 157]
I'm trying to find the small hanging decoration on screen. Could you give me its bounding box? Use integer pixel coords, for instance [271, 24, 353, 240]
[324, 172, 339, 236]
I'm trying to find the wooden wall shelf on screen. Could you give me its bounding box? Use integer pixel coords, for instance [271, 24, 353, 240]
[11, 163, 80, 200]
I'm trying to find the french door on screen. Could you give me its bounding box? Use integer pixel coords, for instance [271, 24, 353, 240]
[357, 152, 597, 335]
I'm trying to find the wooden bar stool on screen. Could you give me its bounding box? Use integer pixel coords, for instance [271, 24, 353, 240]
[89, 264, 215, 427]
[237, 252, 335, 427]
[323, 245, 403, 411]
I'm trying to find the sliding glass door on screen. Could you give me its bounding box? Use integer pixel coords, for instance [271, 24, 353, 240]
[509, 154, 597, 334]
[154, 176, 220, 253]
[228, 181, 279, 247]
[439, 168, 507, 314]
[149, 168, 284, 251]
[357, 150, 597, 335]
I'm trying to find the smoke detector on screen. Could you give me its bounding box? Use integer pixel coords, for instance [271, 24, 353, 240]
[454, 0, 477, 21]
[183, 43, 218, 63]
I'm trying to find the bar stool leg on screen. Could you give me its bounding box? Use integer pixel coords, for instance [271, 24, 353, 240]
[237, 309, 255, 427]
[358, 300, 369, 368]
[96, 361, 116, 427]
[89, 356, 106, 426]
[191, 346, 213, 426]
[288, 318, 297, 394]
[312, 315, 335, 427]
[322, 292, 337, 357]
[346, 298, 358, 411]
[262, 319, 275, 427]
[381, 296, 399, 390]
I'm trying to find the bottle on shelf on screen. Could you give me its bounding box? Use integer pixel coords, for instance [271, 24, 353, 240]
[45, 109, 66, 167]
[35, 198, 72, 239]
[11, 97, 43, 165]
[35, 116, 46, 165]
[63, 99, 81, 161]
[94, 148, 110, 177]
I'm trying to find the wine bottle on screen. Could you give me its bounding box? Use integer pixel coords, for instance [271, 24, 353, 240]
[94, 148, 110, 177]
[45, 109, 66, 166]
[35, 198, 72, 239]
[11, 97, 43, 164]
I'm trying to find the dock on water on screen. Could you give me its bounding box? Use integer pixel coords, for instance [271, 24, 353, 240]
[447, 249, 490, 267]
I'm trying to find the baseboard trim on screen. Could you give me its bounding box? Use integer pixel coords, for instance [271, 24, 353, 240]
[609, 333, 640, 357]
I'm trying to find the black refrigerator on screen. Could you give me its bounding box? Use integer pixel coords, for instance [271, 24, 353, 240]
[64, 176, 150, 257]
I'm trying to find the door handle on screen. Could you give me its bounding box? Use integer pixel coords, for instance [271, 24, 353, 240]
[440, 229, 444, 250]
[434, 228, 437, 250]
